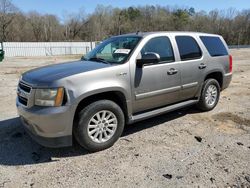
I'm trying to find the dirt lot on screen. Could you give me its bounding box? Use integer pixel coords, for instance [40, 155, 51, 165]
[0, 50, 249, 188]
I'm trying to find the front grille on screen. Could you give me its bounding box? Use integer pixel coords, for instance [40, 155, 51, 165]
[19, 82, 31, 93]
[18, 96, 28, 106]
[17, 81, 33, 107]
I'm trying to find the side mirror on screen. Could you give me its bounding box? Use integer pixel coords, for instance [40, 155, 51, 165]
[136, 52, 160, 67]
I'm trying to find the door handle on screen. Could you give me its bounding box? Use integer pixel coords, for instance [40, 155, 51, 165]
[199, 63, 207, 69]
[167, 68, 178, 75]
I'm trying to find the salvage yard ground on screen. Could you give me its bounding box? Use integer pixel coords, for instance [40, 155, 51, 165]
[0, 50, 249, 187]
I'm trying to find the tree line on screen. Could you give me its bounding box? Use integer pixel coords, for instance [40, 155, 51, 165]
[0, 0, 250, 45]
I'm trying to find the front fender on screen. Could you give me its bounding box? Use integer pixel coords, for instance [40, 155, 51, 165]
[74, 86, 130, 105]
[70, 84, 132, 121]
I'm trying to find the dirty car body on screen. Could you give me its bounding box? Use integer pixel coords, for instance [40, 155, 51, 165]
[16, 32, 232, 150]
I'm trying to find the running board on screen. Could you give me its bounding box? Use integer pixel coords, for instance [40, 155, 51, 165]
[129, 99, 198, 124]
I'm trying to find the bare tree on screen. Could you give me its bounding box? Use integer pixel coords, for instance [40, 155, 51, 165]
[27, 12, 45, 41]
[0, 1, 249, 45]
[0, 0, 18, 41]
[63, 8, 87, 41]
[43, 14, 61, 42]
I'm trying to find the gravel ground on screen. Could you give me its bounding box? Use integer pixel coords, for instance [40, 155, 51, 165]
[0, 50, 249, 188]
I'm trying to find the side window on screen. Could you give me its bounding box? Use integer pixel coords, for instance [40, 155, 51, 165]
[200, 36, 228, 57]
[141, 36, 174, 63]
[176, 36, 202, 61]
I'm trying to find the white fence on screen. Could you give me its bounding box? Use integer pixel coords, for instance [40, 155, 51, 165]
[2, 42, 96, 57]
[228, 45, 250, 49]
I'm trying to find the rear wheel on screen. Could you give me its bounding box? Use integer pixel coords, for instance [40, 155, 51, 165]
[74, 100, 125, 152]
[197, 78, 220, 111]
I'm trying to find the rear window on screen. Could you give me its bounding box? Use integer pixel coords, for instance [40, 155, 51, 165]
[176, 36, 202, 61]
[200, 36, 228, 57]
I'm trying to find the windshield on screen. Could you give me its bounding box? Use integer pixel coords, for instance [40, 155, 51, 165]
[83, 36, 142, 64]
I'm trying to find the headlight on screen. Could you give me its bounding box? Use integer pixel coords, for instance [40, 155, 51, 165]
[35, 88, 64, 107]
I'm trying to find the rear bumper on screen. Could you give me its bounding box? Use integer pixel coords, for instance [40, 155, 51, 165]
[17, 99, 74, 148]
[222, 72, 232, 90]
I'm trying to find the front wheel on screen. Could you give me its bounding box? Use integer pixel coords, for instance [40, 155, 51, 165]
[74, 100, 125, 152]
[196, 79, 220, 111]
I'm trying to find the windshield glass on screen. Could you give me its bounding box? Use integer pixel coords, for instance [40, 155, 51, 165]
[83, 36, 142, 64]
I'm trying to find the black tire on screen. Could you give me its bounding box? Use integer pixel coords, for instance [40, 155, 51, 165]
[74, 100, 125, 152]
[196, 78, 220, 111]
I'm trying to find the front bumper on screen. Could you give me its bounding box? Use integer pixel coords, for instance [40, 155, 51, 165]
[17, 99, 74, 148]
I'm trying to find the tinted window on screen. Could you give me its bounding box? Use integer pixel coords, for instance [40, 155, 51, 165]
[200, 36, 228, 57]
[141, 36, 174, 63]
[176, 36, 202, 61]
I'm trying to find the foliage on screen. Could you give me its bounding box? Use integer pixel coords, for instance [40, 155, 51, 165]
[0, 0, 249, 45]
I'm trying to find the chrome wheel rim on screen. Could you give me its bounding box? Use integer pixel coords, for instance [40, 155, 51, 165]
[205, 85, 218, 106]
[87, 110, 118, 143]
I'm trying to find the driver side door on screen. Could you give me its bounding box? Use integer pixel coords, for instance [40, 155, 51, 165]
[132, 36, 181, 113]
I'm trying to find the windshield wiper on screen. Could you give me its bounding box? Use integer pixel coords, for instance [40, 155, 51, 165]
[87, 57, 111, 64]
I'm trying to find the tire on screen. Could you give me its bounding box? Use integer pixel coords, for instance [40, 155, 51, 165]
[196, 78, 220, 111]
[74, 100, 125, 152]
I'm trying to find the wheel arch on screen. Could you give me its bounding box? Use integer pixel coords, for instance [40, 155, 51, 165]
[72, 89, 130, 133]
[204, 71, 223, 89]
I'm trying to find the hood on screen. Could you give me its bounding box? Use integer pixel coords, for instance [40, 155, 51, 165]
[22, 60, 112, 85]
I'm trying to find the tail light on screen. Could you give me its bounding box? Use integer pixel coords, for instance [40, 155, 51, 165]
[229, 55, 233, 73]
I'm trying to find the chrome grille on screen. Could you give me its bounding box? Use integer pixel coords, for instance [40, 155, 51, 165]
[18, 95, 28, 106]
[17, 81, 33, 107]
[19, 82, 31, 93]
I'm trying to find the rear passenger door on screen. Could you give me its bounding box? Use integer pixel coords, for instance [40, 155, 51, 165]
[175, 35, 205, 101]
[132, 36, 181, 113]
